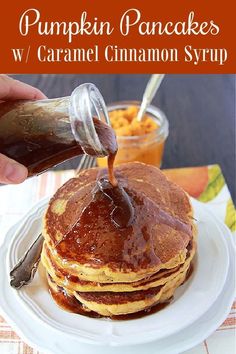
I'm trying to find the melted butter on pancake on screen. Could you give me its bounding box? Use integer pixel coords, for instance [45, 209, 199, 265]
[51, 199, 68, 216]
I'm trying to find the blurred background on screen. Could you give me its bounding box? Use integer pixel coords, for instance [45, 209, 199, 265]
[10, 74, 235, 202]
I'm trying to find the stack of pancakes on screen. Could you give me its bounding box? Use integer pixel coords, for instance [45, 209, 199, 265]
[41, 162, 197, 317]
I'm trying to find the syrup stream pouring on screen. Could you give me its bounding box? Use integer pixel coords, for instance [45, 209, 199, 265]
[9, 83, 115, 290]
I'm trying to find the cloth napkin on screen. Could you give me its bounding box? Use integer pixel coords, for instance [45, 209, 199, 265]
[0, 164, 235, 354]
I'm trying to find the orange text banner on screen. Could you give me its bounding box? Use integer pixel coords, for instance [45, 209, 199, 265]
[0, 0, 235, 73]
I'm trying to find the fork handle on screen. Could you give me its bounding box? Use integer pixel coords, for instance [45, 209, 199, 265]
[10, 234, 44, 289]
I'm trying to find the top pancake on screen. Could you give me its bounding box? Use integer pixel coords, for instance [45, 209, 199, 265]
[43, 162, 194, 281]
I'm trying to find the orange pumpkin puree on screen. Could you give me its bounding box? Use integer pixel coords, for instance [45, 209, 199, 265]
[97, 106, 165, 167]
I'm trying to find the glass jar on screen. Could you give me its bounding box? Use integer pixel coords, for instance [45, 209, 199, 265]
[97, 101, 169, 168]
[0, 83, 112, 176]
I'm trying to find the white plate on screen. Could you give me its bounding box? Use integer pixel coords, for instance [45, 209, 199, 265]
[0, 205, 234, 354]
[0, 199, 232, 351]
[5, 198, 229, 346]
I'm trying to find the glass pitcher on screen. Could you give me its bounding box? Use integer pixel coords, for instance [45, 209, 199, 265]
[0, 83, 114, 176]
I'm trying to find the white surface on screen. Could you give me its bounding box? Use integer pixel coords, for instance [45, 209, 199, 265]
[0, 199, 234, 353]
[205, 330, 236, 354]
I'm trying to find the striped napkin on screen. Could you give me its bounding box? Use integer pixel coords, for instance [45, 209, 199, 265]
[0, 165, 235, 354]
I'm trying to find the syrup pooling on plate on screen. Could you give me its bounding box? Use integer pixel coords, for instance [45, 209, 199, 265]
[49, 274, 172, 320]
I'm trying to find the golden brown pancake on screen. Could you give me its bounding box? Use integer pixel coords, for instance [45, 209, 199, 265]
[41, 162, 197, 317]
[41, 239, 196, 292]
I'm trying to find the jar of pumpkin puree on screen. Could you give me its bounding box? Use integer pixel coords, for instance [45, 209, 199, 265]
[97, 101, 169, 168]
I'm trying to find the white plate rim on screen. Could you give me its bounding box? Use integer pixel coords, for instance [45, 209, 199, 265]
[0, 198, 233, 349]
[5, 198, 230, 346]
[0, 201, 235, 353]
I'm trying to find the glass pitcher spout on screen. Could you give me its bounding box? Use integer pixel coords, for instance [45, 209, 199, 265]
[70, 83, 111, 156]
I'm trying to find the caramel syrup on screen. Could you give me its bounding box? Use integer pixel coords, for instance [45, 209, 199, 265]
[49, 282, 172, 320]
[0, 98, 133, 227]
[0, 100, 118, 179]
[8, 104, 134, 288]
[50, 261, 194, 320]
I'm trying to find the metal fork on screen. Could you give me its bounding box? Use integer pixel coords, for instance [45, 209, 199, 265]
[10, 155, 96, 289]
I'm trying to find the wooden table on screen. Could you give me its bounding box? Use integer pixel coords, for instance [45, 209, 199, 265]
[11, 74, 236, 203]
